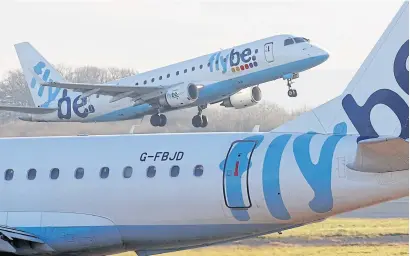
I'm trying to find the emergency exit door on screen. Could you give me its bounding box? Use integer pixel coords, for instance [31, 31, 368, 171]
[222, 140, 257, 209]
[264, 42, 274, 62]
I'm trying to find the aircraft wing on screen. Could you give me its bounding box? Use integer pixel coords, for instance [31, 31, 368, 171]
[0, 105, 58, 114]
[31, 69, 178, 103]
[347, 137, 409, 173]
[41, 81, 175, 103]
[0, 226, 54, 254]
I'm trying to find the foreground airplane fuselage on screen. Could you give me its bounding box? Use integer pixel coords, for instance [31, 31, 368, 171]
[16, 35, 328, 126]
[0, 132, 407, 256]
[0, 2, 407, 256]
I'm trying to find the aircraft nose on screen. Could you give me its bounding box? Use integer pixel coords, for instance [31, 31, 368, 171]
[304, 45, 329, 65]
[318, 48, 330, 63]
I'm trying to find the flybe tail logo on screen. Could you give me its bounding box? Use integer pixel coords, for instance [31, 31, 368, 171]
[208, 48, 258, 74]
[29, 61, 96, 119]
[30, 61, 61, 107]
[342, 40, 409, 141]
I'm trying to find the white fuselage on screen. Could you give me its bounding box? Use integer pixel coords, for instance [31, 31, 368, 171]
[27, 35, 328, 122]
[0, 131, 407, 255]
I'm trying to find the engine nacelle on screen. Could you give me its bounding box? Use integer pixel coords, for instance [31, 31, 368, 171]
[158, 83, 199, 108]
[221, 86, 262, 109]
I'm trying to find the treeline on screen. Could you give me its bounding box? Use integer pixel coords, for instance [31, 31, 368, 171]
[0, 65, 305, 137]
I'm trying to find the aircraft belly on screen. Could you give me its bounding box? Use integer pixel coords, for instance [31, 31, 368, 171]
[118, 223, 292, 251]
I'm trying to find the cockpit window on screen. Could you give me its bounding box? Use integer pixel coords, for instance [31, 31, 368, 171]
[284, 38, 294, 46]
[294, 37, 307, 43]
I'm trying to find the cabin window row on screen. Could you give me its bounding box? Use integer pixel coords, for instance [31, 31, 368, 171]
[136, 65, 206, 86]
[135, 49, 259, 86]
[3, 165, 204, 181]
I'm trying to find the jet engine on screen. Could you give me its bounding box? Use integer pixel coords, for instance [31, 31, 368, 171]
[158, 83, 199, 108]
[220, 86, 262, 109]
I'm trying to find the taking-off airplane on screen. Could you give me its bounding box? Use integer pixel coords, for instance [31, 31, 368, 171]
[0, 2, 408, 256]
[2, 33, 328, 128]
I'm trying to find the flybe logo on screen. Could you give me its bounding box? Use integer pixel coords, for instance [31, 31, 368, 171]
[30, 61, 61, 107]
[30, 61, 96, 119]
[342, 40, 409, 141]
[208, 48, 258, 74]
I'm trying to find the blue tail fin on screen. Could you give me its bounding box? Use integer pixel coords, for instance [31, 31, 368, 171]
[273, 2, 409, 141]
[14, 42, 68, 108]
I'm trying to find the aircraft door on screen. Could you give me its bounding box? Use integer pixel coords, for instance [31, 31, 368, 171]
[222, 140, 257, 209]
[264, 42, 274, 63]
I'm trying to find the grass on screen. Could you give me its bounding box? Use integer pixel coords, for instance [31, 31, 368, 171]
[116, 245, 408, 256]
[112, 218, 408, 256]
[263, 218, 409, 239]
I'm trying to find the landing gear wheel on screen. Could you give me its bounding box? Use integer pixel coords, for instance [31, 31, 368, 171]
[159, 114, 167, 127]
[201, 115, 208, 128]
[150, 114, 167, 127]
[150, 114, 160, 127]
[287, 89, 297, 97]
[192, 115, 203, 128]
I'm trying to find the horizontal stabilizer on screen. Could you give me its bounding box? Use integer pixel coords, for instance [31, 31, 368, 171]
[0, 105, 58, 114]
[347, 137, 409, 173]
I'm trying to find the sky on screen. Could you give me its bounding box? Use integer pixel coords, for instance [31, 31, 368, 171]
[0, 0, 404, 110]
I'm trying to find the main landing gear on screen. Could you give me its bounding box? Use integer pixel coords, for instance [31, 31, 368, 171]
[192, 105, 208, 128]
[150, 113, 167, 127]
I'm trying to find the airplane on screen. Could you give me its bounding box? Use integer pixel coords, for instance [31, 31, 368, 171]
[0, 2, 408, 256]
[1, 34, 328, 128]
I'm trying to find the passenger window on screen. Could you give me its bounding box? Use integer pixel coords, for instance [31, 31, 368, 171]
[170, 165, 180, 177]
[50, 168, 59, 180]
[147, 166, 156, 178]
[176, 71, 180, 76]
[4, 169, 13, 181]
[200, 64, 203, 69]
[194, 165, 204, 177]
[123, 166, 133, 178]
[294, 37, 305, 43]
[75, 167, 84, 179]
[27, 168, 37, 180]
[192, 67, 195, 71]
[151, 78, 155, 82]
[135, 82, 139, 85]
[100, 167, 109, 179]
[167, 74, 170, 78]
[159, 76, 162, 80]
[284, 38, 294, 46]
[144, 80, 147, 85]
[207, 62, 210, 67]
[184, 69, 187, 73]
[255, 49, 258, 54]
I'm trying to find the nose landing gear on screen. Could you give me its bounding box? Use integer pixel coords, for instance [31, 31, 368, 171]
[192, 105, 208, 128]
[283, 73, 299, 98]
[287, 79, 298, 98]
